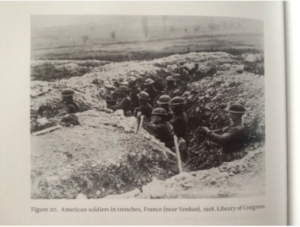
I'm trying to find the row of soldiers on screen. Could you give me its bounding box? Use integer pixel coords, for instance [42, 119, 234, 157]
[109, 77, 189, 161]
[58, 75, 247, 167]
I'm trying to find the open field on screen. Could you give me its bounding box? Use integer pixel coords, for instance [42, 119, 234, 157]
[31, 16, 263, 61]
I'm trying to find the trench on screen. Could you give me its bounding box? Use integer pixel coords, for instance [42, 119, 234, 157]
[30, 51, 265, 199]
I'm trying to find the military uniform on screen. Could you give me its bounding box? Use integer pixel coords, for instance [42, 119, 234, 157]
[146, 122, 175, 149]
[65, 102, 81, 114]
[144, 87, 157, 105]
[112, 86, 132, 116]
[169, 97, 189, 162]
[198, 104, 248, 166]
[134, 91, 153, 119]
[130, 87, 141, 112]
[143, 78, 157, 105]
[157, 95, 173, 122]
[57, 90, 81, 116]
[166, 78, 176, 89]
[114, 96, 132, 115]
[144, 108, 175, 150]
[170, 112, 189, 148]
[184, 65, 203, 81]
[165, 109, 173, 122]
[134, 102, 153, 119]
[206, 122, 247, 162]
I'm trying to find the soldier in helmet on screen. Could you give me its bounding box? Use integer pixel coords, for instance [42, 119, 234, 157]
[169, 96, 189, 162]
[134, 91, 153, 120]
[56, 89, 81, 117]
[157, 95, 173, 121]
[166, 76, 176, 92]
[111, 86, 132, 116]
[184, 63, 201, 81]
[144, 108, 175, 150]
[128, 78, 141, 113]
[198, 104, 248, 163]
[143, 78, 157, 105]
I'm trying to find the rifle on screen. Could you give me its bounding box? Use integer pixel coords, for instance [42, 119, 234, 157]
[173, 135, 183, 173]
[135, 113, 144, 134]
[32, 125, 62, 136]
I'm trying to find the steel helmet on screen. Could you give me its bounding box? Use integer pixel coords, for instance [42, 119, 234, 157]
[171, 73, 181, 78]
[137, 91, 150, 100]
[117, 86, 129, 92]
[227, 104, 246, 114]
[166, 76, 175, 81]
[169, 96, 186, 106]
[144, 78, 154, 86]
[119, 81, 128, 86]
[181, 91, 191, 98]
[151, 108, 167, 116]
[61, 89, 75, 97]
[157, 95, 171, 105]
[128, 79, 137, 87]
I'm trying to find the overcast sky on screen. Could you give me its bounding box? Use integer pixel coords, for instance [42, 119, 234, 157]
[31, 15, 263, 33]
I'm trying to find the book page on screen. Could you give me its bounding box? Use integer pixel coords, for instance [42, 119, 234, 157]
[0, 1, 287, 225]
[284, 1, 300, 225]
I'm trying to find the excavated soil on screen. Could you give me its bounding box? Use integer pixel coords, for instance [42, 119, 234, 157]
[104, 147, 265, 199]
[31, 51, 265, 199]
[31, 110, 179, 199]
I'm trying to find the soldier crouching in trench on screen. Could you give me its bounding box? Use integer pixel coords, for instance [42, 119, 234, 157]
[134, 91, 153, 120]
[128, 78, 141, 114]
[156, 95, 173, 121]
[143, 78, 157, 106]
[111, 85, 132, 117]
[56, 89, 81, 117]
[197, 104, 248, 169]
[144, 108, 175, 150]
[169, 97, 189, 162]
[165, 76, 177, 93]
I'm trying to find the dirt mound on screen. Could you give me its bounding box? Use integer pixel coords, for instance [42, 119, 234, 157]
[30, 52, 241, 120]
[104, 147, 265, 199]
[30, 51, 265, 199]
[30, 117, 57, 133]
[31, 110, 179, 199]
[30, 80, 100, 120]
[184, 72, 264, 170]
[31, 60, 109, 81]
[31, 51, 264, 162]
[60, 114, 80, 127]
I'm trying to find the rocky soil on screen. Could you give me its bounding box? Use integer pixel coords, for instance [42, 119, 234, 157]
[104, 147, 265, 199]
[31, 110, 180, 199]
[30, 51, 265, 199]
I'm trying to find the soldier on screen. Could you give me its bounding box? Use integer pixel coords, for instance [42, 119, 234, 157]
[184, 63, 201, 81]
[112, 86, 132, 116]
[56, 89, 81, 117]
[157, 95, 173, 121]
[143, 78, 157, 105]
[198, 104, 248, 163]
[169, 96, 189, 162]
[134, 91, 153, 120]
[144, 108, 175, 150]
[128, 78, 141, 113]
[166, 76, 176, 91]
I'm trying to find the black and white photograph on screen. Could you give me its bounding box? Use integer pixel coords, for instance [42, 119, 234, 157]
[30, 15, 265, 199]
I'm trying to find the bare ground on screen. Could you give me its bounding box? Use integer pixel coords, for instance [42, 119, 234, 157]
[30, 51, 265, 199]
[31, 110, 178, 199]
[104, 147, 265, 199]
